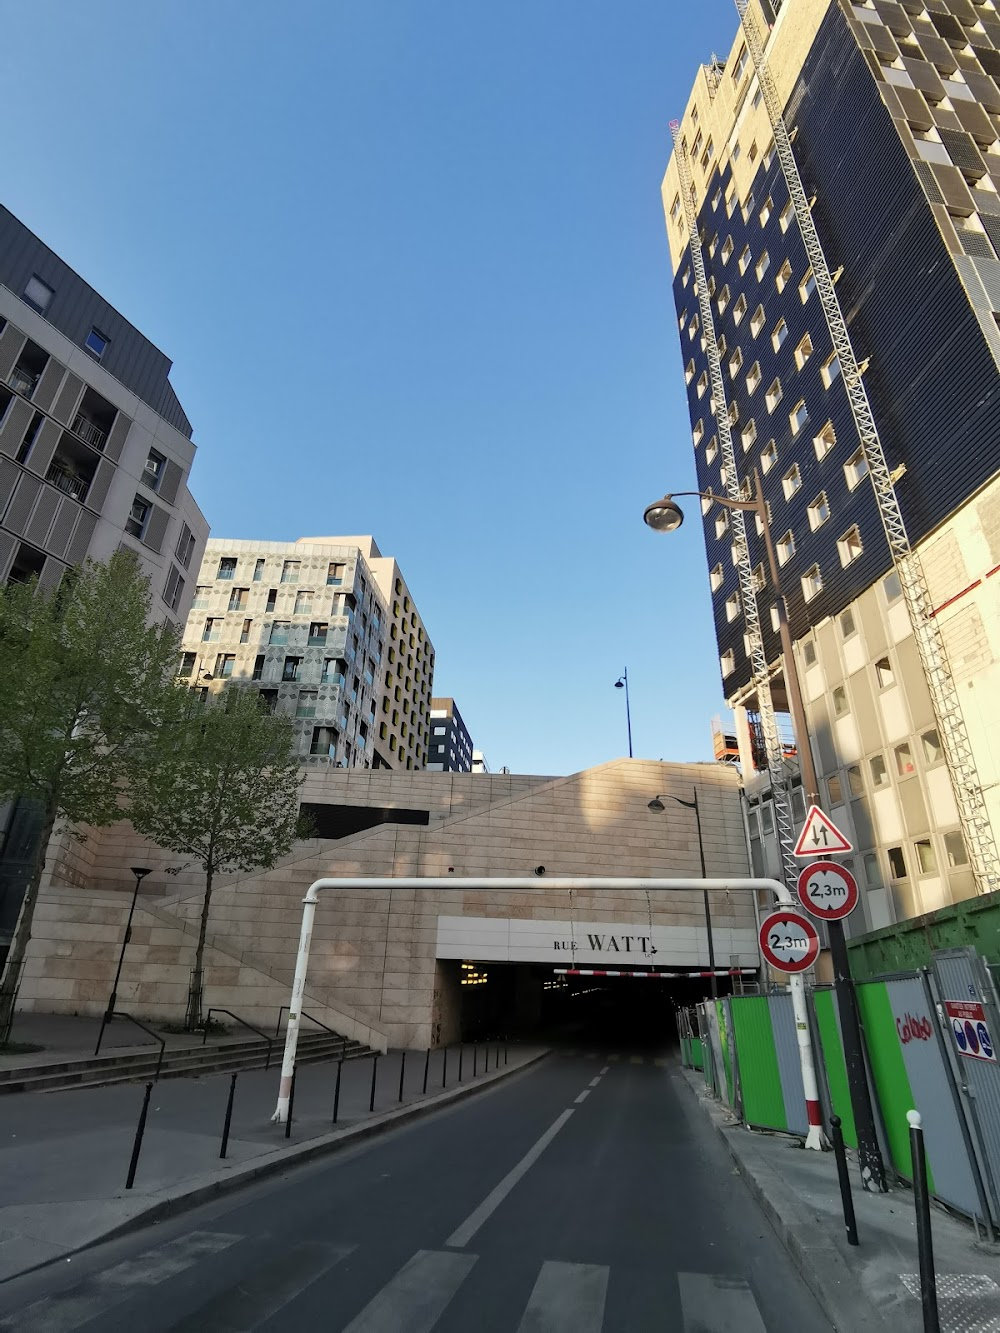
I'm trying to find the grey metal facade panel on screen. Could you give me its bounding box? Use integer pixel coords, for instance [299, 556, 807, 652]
[46, 499, 76, 559]
[0, 324, 25, 383]
[0, 457, 19, 515]
[50, 372, 83, 426]
[30, 358, 64, 415]
[4, 474, 41, 535]
[64, 510, 97, 565]
[0, 529, 14, 581]
[103, 411, 131, 464]
[37, 554, 65, 590]
[84, 458, 114, 514]
[0, 399, 33, 459]
[141, 503, 169, 553]
[24, 420, 60, 479]
[158, 458, 183, 506]
[0, 207, 192, 437]
[24, 487, 59, 549]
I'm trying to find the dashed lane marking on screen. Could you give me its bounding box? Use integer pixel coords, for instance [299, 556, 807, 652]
[574, 1090, 591, 1104]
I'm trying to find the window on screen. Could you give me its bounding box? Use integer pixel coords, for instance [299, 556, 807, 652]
[746, 362, 762, 394]
[838, 526, 863, 567]
[729, 347, 743, 377]
[217, 556, 237, 580]
[895, 741, 915, 776]
[750, 305, 765, 337]
[85, 328, 109, 360]
[309, 622, 328, 646]
[701, 137, 715, 168]
[228, 586, 248, 612]
[240, 618, 252, 643]
[821, 352, 842, 386]
[803, 639, 817, 666]
[738, 245, 752, 275]
[710, 563, 724, 592]
[733, 42, 750, 82]
[921, 728, 942, 764]
[721, 236, 734, 263]
[282, 656, 302, 682]
[685, 360, 696, 385]
[756, 251, 770, 281]
[875, 656, 894, 689]
[23, 275, 54, 314]
[725, 590, 741, 622]
[766, 378, 783, 412]
[760, 803, 775, 834]
[883, 570, 902, 603]
[143, 450, 165, 490]
[776, 259, 793, 292]
[163, 565, 185, 613]
[126, 496, 150, 539]
[772, 319, 788, 351]
[827, 773, 843, 805]
[310, 726, 337, 757]
[693, 419, 705, 446]
[800, 268, 817, 301]
[717, 284, 731, 314]
[944, 830, 969, 868]
[280, 560, 300, 583]
[697, 371, 709, 398]
[794, 334, 814, 369]
[741, 420, 757, 450]
[178, 651, 197, 678]
[789, 400, 809, 434]
[720, 649, 736, 677]
[253, 558, 265, 582]
[814, 422, 836, 460]
[202, 617, 221, 643]
[779, 199, 794, 231]
[296, 690, 318, 719]
[712, 187, 722, 210]
[840, 609, 856, 638]
[733, 294, 747, 324]
[915, 839, 937, 874]
[777, 530, 795, 565]
[863, 852, 881, 887]
[269, 621, 290, 645]
[782, 464, 802, 499]
[760, 197, 773, 227]
[807, 492, 830, 530]
[832, 685, 849, 716]
[870, 753, 889, 787]
[844, 447, 869, 490]
[802, 564, 822, 601]
[847, 764, 864, 797]
[669, 193, 682, 221]
[887, 846, 907, 879]
[761, 439, 778, 472]
[715, 509, 730, 539]
[215, 653, 236, 679]
[294, 590, 313, 615]
[192, 585, 210, 610]
[265, 588, 277, 612]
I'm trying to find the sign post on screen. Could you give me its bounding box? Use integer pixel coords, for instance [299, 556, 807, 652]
[758, 910, 825, 1146]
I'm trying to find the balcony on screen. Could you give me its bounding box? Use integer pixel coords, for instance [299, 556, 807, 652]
[70, 413, 108, 452]
[9, 367, 38, 398]
[321, 671, 345, 688]
[46, 463, 89, 503]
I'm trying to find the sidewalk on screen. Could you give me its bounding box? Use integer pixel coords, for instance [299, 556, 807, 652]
[678, 1066, 1000, 1333]
[0, 1033, 545, 1283]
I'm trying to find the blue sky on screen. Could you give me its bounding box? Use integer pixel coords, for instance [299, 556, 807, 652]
[2, 0, 740, 775]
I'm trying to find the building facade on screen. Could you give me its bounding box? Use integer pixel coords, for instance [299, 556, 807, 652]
[179, 536, 434, 770]
[427, 698, 474, 772]
[663, 0, 1000, 929]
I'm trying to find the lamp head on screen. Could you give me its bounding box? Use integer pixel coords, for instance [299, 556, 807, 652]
[647, 797, 666, 812]
[614, 678, 625, 689]
[131, 866, 152, 881]
[643, 495, 685, 533]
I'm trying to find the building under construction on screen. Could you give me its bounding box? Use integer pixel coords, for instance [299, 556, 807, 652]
[663, 0, 1000, 933]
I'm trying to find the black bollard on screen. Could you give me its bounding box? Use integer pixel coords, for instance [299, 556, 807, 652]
[398, 1049, 406, 1103]
[369, 1053, 380, 1112]
[220, 1072, 238, 1160]
[505, 1041, 508, 1066]
[908, 1111, 940, 1332]
[473, 1044, 478, 1077]
[332, 1057, 343, 1124]
[458, 1044, 464, 1082]
[829, 1116, 859, 1246]
[442, 1046, 448, 1089]
[126, 1082, 153, 1189]
[423, 1047, 430, 1094]
[285, 1064, 297, 1139]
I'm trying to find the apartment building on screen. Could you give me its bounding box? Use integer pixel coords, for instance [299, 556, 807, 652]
[180, 536, 434, 769]
[663, 0, 1000, 929]
[0, 206, 207, 611]
[427, 698, 474, 772]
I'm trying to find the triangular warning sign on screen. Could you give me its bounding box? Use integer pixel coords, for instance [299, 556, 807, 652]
[793, 804, 853, 857]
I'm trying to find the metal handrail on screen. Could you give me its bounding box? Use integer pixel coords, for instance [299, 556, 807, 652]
[106, 1011, 166, 1080]
[274, 1006, 348, 1049]
[9, 368, 37, 397]
[203, 1008, 274, 1069]
[70, 412, 108, 451]
[46, 464, 88, 502]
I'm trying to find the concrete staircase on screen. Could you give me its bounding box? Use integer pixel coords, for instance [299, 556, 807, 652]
[0, 1028, 371, 1096]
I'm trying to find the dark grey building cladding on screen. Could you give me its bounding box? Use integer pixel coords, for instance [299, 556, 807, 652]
[673, 1, 1000, 698]
[0, 206, 191, 437]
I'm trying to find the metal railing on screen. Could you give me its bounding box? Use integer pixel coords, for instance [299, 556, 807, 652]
[97, 1011, 166, 1080]
[9, 367, 37, 397]
[202, 1008, 274, 1069]
[274, 1006, 349, 1056]
[46, 464, 88, 503]
[70, 412, 108, 451]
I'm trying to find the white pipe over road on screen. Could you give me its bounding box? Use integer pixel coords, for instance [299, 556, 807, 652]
[269, 876, 825, 1149]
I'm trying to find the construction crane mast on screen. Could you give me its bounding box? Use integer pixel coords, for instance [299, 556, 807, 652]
[670, 122, 801, 892]
[734, 0, 999, 894]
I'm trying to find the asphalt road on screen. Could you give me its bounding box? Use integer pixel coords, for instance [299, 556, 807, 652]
[0, 1048, 832, 1332]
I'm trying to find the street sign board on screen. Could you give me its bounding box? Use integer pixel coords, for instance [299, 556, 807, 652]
[793, 804, 853, 857]
[758, 911, 820, 974]
[796, 860, 860, 921]
[944, 1000, 998, 1063]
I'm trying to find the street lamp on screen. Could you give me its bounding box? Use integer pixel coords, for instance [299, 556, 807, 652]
[649, 790, 717, 997]
[644, 471, 887, 1191]
[95, 866, 152, 1055]
[614, 669, 633, 758]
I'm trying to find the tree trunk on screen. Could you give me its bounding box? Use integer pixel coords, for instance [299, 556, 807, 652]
[0, 801, 57, 1042]
[185, 863, 214, 1031]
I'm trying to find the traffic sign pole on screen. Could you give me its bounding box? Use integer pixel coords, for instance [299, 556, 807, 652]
[759, 910, 825, 1147]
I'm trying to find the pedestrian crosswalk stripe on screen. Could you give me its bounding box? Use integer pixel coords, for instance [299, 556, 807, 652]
[677, 1271, 767, 1332]
[0, 1230, 241, 1333]
[168, 1240, 354, 1331]
[341, 1249, 477, 1332]
[517, 1261, 608, 1332]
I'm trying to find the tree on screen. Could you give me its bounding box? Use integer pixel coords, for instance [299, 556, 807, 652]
[128, 684, 307, 1029]
[0, 553, 180, 1036]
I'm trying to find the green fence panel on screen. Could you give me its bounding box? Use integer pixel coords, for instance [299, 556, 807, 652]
[729, 996, 786, 1131]
[856, 981, 931, 1186]
[812, 989, 856, 1148]
[717, 1000, 734, 1107]
[690, 1037, 704, 1071]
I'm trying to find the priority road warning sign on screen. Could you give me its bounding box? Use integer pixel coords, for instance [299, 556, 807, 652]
[793, 804, 853, 858]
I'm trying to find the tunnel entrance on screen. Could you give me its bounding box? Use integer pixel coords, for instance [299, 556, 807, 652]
[448, 959, 750, 1051]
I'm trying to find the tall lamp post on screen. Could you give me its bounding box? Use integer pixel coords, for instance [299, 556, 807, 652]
[644, 473, 887, 1191]
[614, 669, 633, 758]
[649, 790, 716, 998]
[95, 866, 152, 1055]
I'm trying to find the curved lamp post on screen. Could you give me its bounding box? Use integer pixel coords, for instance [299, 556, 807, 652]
[95, 866, 152, 1055]
[614, 670, 633, 758]
[649, 791, 716, 997]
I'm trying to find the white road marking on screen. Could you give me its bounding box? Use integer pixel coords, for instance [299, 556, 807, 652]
[0, 1231, 241, 1333]
[341, 1249, 476, 1332]
[445, 1110, 575, 1248]
[599, 1066, 610, 1075]
[574, 1090, 591, 1104]
[516, 1260, 608, 1332]
[677, 1271, 768, 1332]
[588, 1076, 601, 1087]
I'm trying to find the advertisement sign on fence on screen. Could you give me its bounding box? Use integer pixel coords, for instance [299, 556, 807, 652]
[944, 1001, 998, 1063]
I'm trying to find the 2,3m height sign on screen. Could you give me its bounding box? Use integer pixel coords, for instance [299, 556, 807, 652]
[792, 805, 853, 858]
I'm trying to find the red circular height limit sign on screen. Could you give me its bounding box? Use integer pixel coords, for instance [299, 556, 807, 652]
[758, 912, 820, 974]
[796, 860, 859, 921]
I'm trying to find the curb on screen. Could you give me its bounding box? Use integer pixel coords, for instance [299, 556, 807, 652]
[677, 1066, 892, 1333]
[1, 1048, 549, 1285]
